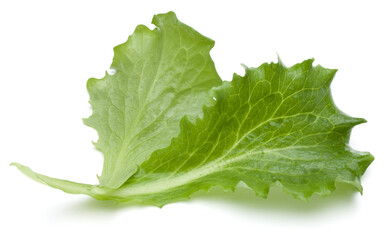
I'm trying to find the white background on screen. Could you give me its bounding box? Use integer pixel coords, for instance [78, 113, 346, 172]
[1, 0, 383, 239]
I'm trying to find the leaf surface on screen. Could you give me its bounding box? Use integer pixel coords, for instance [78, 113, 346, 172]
[12, 59, 373, 206]
[84, 12, 221, 188]
[12, 12, 373, 206]
[93, 59, 373, 206]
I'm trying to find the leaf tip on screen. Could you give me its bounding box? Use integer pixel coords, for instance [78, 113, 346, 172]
[355, 117, 368, 125]
[276, 53, 283, 63]
[152, 11, 178, 27]
[10, 162, 18, 167]
[240, 63, 249, 70]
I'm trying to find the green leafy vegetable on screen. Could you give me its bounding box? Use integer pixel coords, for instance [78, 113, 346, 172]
[11, 12, 373, 207]
[83, 12, 221, 188]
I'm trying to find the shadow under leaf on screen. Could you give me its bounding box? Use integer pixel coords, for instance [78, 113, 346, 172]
[188, 182, 360, 214]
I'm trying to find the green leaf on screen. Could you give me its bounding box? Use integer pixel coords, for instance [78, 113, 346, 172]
[12, 59, 373, 207]
[96, 59, 374, 205]
[83, 12, 221, 188]
[12, 12, 373, 207]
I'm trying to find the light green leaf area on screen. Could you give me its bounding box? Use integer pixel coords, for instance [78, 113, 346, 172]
[83, 12, 221, 188]
[92, 59, 373, 206]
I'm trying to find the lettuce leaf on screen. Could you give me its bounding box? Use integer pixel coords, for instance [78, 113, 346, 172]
[11, 12, 373, 207]
[83, 12, 221, 188]
[99, 59, 373, 206]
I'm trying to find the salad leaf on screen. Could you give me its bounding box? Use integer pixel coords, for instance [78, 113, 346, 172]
[100, 59, 373, 206]
[11, 12, 373, 207]
[83, 12, 221, 188]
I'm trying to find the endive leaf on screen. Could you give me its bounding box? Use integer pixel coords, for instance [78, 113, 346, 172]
[83, 12, 221, 188]
[12, 59, 373, 207]
[103, 59, 373, 206]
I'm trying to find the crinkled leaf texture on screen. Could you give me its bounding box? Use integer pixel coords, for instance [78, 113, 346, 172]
[82, 12, 221, 188]
[12, 13, 373, 207]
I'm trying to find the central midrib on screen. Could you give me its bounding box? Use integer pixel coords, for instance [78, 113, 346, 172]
[110, 111, 322, 197]
[110, 145, 316, 197]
